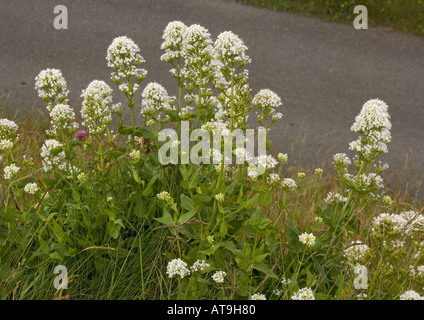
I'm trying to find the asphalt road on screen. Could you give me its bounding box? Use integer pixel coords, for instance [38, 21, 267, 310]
[1, 0, 424, 191]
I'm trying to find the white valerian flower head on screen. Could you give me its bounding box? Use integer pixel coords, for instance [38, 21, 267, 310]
[4, 163, 20, 180]
[166, 258, 190, 279]
[323, 192, 348, 205]
[333, 153, 351, 167]
[356, 173, 384, 191]
[24, 182, 38, 194]
[214, 31, 250, 66]
[81, 80, 113, 136]
[291, 287, 315, 300]
[48, 103, 77, 135]
[277, 152, 288, 164]
[267, 173, 280, 184]
[253, 89, 282, 127]
[212, 270, 226, 283]
[77, 172, 87, 182]
[190, 260, 210, 273]
[161, 21, 187, 63]
[314, 168, 323, 175]
[372, 211, 424, 236]
[399, 290, 424, 300]
[344, 242, 370, 263]
[157, 191, 172, 203]
[247, 164, 258, 180]
[207, 235, 215, 244]
[129, 149, 141, 162]
[0, 139, 13, 151]
[213, 31, 251, 88]
[0, 119, 18, 141]
[298, 172, 305, 179]
[250, 293, 266, 300]
[35, 68, 69, 111]
[215, 193, 225, 202]
[141, 82, 175, 123]
[256, 155, 278, 174]
[299, 232, 316, 248]
[182, 24, 213, 59]
[349, 99, 391, 161]
[281, 178, 297, 192]
[107, 36, 147, 89]
[40, 139, 66, 172]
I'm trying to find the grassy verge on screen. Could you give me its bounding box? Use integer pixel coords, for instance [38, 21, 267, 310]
[238, 0, 424, 37]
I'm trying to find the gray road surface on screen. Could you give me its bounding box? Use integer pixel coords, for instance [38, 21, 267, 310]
[1, 0, 424, 192]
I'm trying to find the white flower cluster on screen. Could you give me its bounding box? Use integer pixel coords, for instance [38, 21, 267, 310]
[190, 259, 210, 273]
[250, 293, 266, 300]
[409, 265, 424, 278]
[0, 119, 19, 154]
[299, 232, 316, 247]
[81, 80, 113, 136]
[24, 182, 39, 194]
[212, 270, 226, 283]
[281, 178, 297, 192]
[107, 36, 147, 97]
[35, 68, 69, 111]
[291, 287, 315, 300]
[356, 173, 384, 191]
[332, 153, 351, 173]
[202, 121, 230, 137]
[48, 103, 78, 136]
[129, 149, 141, 162]
[349, 99, 391, 161]
[372, 211, 424, 236]
[0, 139, 13, 152]
[157, 191, 172, 202]
[252, 89, 282, 127]
[141, 82, 175, 123]
[277, 153, 288, 163]
[215, 193, 225, 202]
[213, 31, 250, 88]
[40, 139, 66, 172]
[323, 192, 348, 205]
[399, 290, 424, 300]
[256, 154, 278, 171]
[267, 173, 280, 184]
[3, 163, 20, 180]
[0, 119, 18, 141]
[166, 258, 190, 279]
[344, 242, 370, 263]
[161, 21, 187, 66]
[246, 154, 278, 179]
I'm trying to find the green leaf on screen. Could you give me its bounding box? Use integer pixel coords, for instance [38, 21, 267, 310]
[177, 208, 197, 224]
[132, 169, 141, 184]
[244, 194, 259, 209]
[253, 262, 278, 279]
[286, 220, 303, 251]
[155, 208, 175, 225]
[180, 194, 194, 211]
[118, 123, 153, 138]
[141, 174, 158, 196]
[189, 168, 200, 189]
[220, 218, 228, 237]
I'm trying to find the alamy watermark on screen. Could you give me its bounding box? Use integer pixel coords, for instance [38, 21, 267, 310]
[53, 265, 68, 289]
[353, 265, 368, 290]
[53, 5, 68, 30]
[354, 5, 368, 29]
